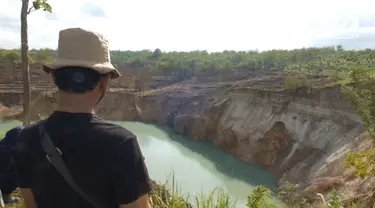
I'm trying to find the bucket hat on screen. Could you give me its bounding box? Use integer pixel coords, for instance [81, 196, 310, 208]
[43, 27, 121, 79]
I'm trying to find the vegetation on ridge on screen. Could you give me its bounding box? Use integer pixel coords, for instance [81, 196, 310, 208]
[1, 46, 375, 78]
[341, 55, 375, 184]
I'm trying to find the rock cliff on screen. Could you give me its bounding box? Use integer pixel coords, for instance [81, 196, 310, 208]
[94, 83, 363, 189]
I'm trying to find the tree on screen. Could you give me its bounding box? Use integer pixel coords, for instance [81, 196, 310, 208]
[152, 48, 162, 59]
[4, 50, 21, 63]
[20, 0, 52, 125]
[4, 50, 21, 70]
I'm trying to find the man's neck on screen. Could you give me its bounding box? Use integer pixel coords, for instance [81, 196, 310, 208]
[57, 91, 96, 113]
[57, 103, 95, 114]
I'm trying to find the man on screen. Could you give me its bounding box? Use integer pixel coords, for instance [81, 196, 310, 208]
[12, 28, 152, 208]
[0, 125, 24, 204]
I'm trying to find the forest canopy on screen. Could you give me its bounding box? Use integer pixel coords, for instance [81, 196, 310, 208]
[1, 46, 375, 76]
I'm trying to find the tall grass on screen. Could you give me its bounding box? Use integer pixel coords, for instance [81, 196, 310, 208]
[150, 173, 191, 208]
[193, 188, 236, 208]
[148, 171, 241, 208]
[150, 173, 236, 208]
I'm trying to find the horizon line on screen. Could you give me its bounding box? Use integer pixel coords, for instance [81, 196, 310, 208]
[0, 45, 366, 53]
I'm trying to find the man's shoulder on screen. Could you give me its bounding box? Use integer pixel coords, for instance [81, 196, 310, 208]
[18, 121, 43, 142]
[85, 121, 140, 158]
[18, 119, 138, 151]
[12, 122, 40, 155]
[2, 125, 24, 147]
[92, 121, 137, 143]
[5, 125, 24, 136]
[18, 122, 39, 140]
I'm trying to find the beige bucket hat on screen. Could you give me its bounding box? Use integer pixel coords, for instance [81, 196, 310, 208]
[43, 27, 121, 79]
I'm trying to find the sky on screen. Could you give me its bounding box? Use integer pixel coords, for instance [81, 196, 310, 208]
[0, 0, 374, 52]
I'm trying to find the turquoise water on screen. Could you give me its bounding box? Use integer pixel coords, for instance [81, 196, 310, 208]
[0, 120, 278, 207]
[115, 121, 277, 207]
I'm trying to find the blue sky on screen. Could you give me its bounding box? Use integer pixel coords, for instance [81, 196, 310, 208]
[0, 0, 374, 52]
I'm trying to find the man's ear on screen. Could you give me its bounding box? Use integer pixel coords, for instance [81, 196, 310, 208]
[98, 75, 110, 91]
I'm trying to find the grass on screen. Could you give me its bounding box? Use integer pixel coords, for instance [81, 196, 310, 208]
[5, 182, 236, 208]
[3, 173, 284, 208]
[149, 178, 286, 208]
[149, 173, 239, 208]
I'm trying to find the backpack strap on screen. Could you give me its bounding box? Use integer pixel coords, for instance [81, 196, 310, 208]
[38, 120, 104, 208]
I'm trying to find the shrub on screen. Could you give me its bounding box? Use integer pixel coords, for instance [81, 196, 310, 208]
[345, 149, 375, 178]
[194, 188, 236, 208]
[246, 186, 277, 208]
[326, 189, 343, 208]
[284, 75, 307, 90]
[277, 182, 310, 208]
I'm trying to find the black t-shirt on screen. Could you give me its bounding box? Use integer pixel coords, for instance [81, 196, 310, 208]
[13, 111, 152, 208]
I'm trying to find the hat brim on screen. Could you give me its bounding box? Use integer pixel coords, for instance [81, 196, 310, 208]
[43, 58, 121, 79]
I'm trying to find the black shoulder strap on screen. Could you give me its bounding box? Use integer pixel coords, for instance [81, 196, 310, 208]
[38, 120, 104, 208]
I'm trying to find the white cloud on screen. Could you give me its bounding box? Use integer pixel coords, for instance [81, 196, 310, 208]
[0, 0, 374, 51]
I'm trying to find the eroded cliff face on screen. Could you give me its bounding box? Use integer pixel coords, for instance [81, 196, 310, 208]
[3, 84, 363, 191]
[95, 85, 363, 189]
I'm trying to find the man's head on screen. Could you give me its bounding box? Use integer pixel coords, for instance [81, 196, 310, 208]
[43, 28, 121, 108]
[52, 66, 110, 104]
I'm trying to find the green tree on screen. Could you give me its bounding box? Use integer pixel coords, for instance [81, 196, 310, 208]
[152, 48, 162, 59]
[4, 50, 21, 63]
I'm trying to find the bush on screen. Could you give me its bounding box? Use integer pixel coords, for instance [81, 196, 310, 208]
[326, 189, 343, 208]
[344, 149, 375, 178]
[246, 186, 276, 208]
[194, 188, 236, 208]
[277, 182, 310, 208]
[284, 75, 307, 90]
